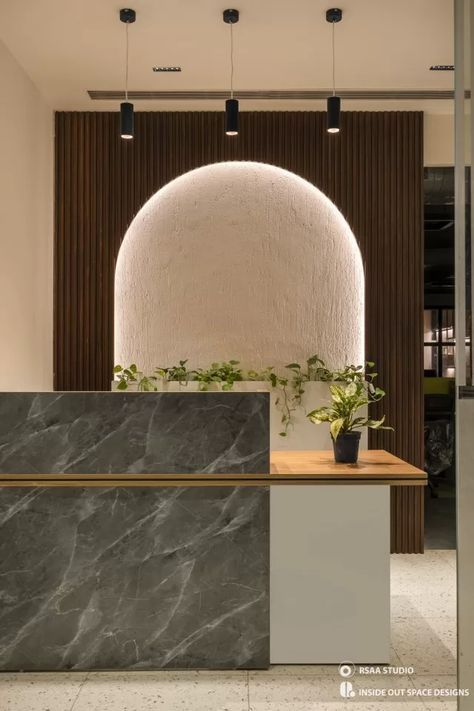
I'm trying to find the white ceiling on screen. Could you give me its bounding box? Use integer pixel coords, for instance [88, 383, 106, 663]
[0, 0, 454, 112]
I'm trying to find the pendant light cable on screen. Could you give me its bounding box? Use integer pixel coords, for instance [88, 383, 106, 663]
[230, 21, 234, 99]
[332, 20, 336, 96]
[125, 20, 129, 102]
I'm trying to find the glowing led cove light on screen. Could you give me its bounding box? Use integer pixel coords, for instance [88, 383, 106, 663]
[114, 161, 365, 374]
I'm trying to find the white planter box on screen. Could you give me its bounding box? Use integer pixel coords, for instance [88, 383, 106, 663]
[112, 381, 223, 392]
[111, 379, 367, 452]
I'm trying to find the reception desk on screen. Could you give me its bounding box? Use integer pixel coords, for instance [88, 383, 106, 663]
[0, 392, 426, 671]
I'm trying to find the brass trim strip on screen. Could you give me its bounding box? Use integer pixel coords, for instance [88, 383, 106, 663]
[0, 477, 427, 488]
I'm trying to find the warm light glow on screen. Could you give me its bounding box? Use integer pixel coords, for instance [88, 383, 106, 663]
[115, 161, 365, 373]
[327, 127, 340, 134]
[121, 134, 133, 140]
[225, 130, 238, 136]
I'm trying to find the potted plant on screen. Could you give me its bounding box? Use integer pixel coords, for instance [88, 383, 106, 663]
[306, 363, 392, 464]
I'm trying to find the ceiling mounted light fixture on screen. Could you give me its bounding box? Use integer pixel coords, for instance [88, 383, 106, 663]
[223, 9, 239, 136]
[120, 8, 136, 140]
[326, 7, 342, 134]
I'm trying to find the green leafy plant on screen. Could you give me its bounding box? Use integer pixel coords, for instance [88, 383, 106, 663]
[154, 360, 193, 385]
[269, 355, 326, 436]
[195, 360, 243, 391]
[285, 355, 326, 405]
[246, 365, 302, 436]
[113, 354, 362, 437]
[246, 366, 275, 382]
[307, 363, 392, 440]
[113, 364, 158, 391]
[317, 361, 377, 384]
[113, 355, 329, 435]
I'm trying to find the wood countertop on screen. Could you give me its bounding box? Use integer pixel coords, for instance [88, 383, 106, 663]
[0, 451, 426, 487]
[270, 450, 426, 482]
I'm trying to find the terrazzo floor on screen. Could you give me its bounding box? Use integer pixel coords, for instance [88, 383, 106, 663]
[0, 551, 458, 711]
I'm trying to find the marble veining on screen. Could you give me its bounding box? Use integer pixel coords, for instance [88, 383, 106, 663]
[0, 392, 269, 474]
[0, 486, 269, 670]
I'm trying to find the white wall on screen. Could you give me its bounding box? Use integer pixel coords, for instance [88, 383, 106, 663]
[0, 39, 54, 390]
[424, 113, 455, 166]
[115, 161, 364, 374]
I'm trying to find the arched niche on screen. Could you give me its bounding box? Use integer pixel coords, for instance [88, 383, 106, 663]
[115, 161, 364, 372]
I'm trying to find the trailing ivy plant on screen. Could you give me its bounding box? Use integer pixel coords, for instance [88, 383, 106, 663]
[246, 366, 275, 382]
[269, 355, 327, 436]
[195, 360, 243, 391]
[154, 360, 194, 385]
[316, 361, 378, 385]
[113, 364, 158, 391]
[286, 355, 326, 406]
[112, 354, 372, 436]
[268, 372, 293, 436]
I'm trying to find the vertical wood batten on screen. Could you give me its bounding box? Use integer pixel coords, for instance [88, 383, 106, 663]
[54, 111, 424, 552]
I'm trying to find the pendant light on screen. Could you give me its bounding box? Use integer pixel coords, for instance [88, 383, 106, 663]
[223, 9, 239, 136]
[326, 8, 342, 134]
[120, 8, 136, 140]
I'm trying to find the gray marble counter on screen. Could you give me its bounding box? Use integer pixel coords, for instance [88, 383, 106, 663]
[0, 486, 269, 670]
[0, 392, 269, 474]
[0, 392, 270, 670]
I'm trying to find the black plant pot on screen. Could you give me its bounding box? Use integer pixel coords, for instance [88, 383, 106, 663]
[332, 431, 362, 464]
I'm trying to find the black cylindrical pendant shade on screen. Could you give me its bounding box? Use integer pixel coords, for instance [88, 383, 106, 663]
[225, 98, 239, 136]
[120, 102, 134, 139]
[327, 95, 341, 134]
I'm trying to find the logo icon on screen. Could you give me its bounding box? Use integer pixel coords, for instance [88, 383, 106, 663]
[340, 680, 356, 698]
[339, 661, 356, 678]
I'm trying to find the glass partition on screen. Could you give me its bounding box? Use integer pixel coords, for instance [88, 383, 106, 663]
[454, 0, 474, 706]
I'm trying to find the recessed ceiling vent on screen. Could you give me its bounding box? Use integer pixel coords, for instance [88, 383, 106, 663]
[429, 65, 454, 71]
[153, 66, 182, 72]
[88, 89, 460, 101]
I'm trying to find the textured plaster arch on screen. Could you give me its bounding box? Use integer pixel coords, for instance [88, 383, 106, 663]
[115, 161, 364, 372]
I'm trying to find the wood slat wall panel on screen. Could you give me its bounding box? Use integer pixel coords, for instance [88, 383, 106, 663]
[54, 111, 424, 552]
